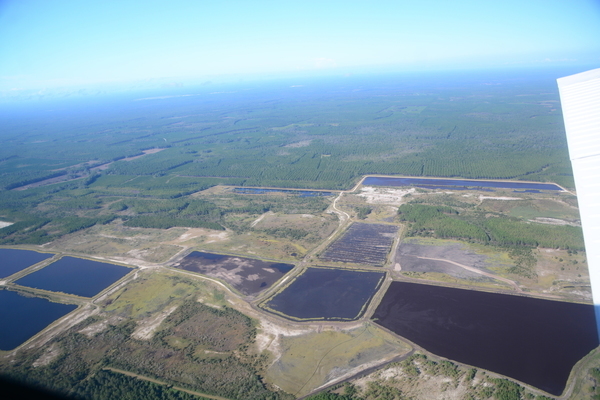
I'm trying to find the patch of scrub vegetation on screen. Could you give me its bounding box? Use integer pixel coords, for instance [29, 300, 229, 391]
[502, 198, 581, 221]
[396, 194, 586, 292]
[66, 369, 212, 400]
[103, 271, 226, 318]
[507, 246, 537, 278]
[397, 236, 591, 301]
[265, 323, 411, 398]
[566, 347, 600, 399]
[310, 353, 551, 400]
[250, 211, 339, 250]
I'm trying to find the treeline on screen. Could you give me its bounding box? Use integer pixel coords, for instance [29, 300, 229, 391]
[0, 216, 115, 245]
[259, 227, 310, 241]
[73, 370, 207, 400]
[0, 218, 51, 245]
[49, 196, 102, 210]
[398, 204, 488, 242]
[483, 217, 584, 250]
[355, 206, 372, 219]
[113, 198, 225, 230]
[88, 174, 244, 199]
[53, 216, 115, 235]
[398, 203, 584, 250]
[3, 171, 68, 190]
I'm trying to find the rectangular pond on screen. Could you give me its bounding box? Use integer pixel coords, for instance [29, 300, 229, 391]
[0, 290, 77, 350]
[319, 223, 398, 266]
[363, 176, 563, 191]
[262, 267, 385, 321]
[0, 249, 54, 278]
[372, 281, 598, 396]
[172, 251, 294, 296]
[232, 188, 333, 197]
[14, 257, 133, 297]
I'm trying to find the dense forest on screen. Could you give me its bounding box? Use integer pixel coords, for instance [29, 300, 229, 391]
[0, 68, 576, 244]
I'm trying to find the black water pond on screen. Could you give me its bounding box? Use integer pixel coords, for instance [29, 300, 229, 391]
[264, 267, 385, 321]
[233, 188, 333, 197]
[0, 290, 77, 350]
[173, 251, 294, 296]
[0, 249, 54, 278]
[15, 257, 132, 297]
[363, 177, 562, 191]
[373, 281, 598, 396]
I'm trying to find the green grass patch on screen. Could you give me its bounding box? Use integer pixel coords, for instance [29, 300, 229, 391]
[265, 324, 410, 397]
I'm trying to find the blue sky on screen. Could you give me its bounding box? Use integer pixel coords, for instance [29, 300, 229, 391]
[1, 0, 599, 96]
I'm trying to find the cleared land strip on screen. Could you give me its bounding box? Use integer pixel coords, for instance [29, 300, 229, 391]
[407, 255, 522, 292]
[103, 367, 230, 400]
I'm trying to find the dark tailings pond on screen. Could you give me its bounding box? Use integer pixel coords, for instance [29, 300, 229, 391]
[233, 188, 333, 197]
[0, 249, 54, 278]
[0, 290, 77, 350]
[373, 282, 598, 396]
[263, 267, 385, 321]
[173, 251, 294, 296]
[15, 257, 132, 297]
[363, 177, 563, 191]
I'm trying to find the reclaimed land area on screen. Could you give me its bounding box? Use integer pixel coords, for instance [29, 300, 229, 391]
[1, 180, 595, 400]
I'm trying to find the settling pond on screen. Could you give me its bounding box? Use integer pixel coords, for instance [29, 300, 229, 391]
[15, 257, 132, 298]
[363, 177, 563, 191]
[0, 248, 54, 278]
[233, 188, 333, 197]
[373, 281, 598, 396]
[0, 290, 77, 351]
[173, 251, 294, 296]
[263, 267, 385, 321]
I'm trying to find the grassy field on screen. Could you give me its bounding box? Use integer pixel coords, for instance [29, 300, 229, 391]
[102, 271, 227, 318]
[265, 323, 411, 397]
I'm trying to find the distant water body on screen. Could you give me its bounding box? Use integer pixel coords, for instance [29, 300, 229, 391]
[363, 177, 563, 191]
